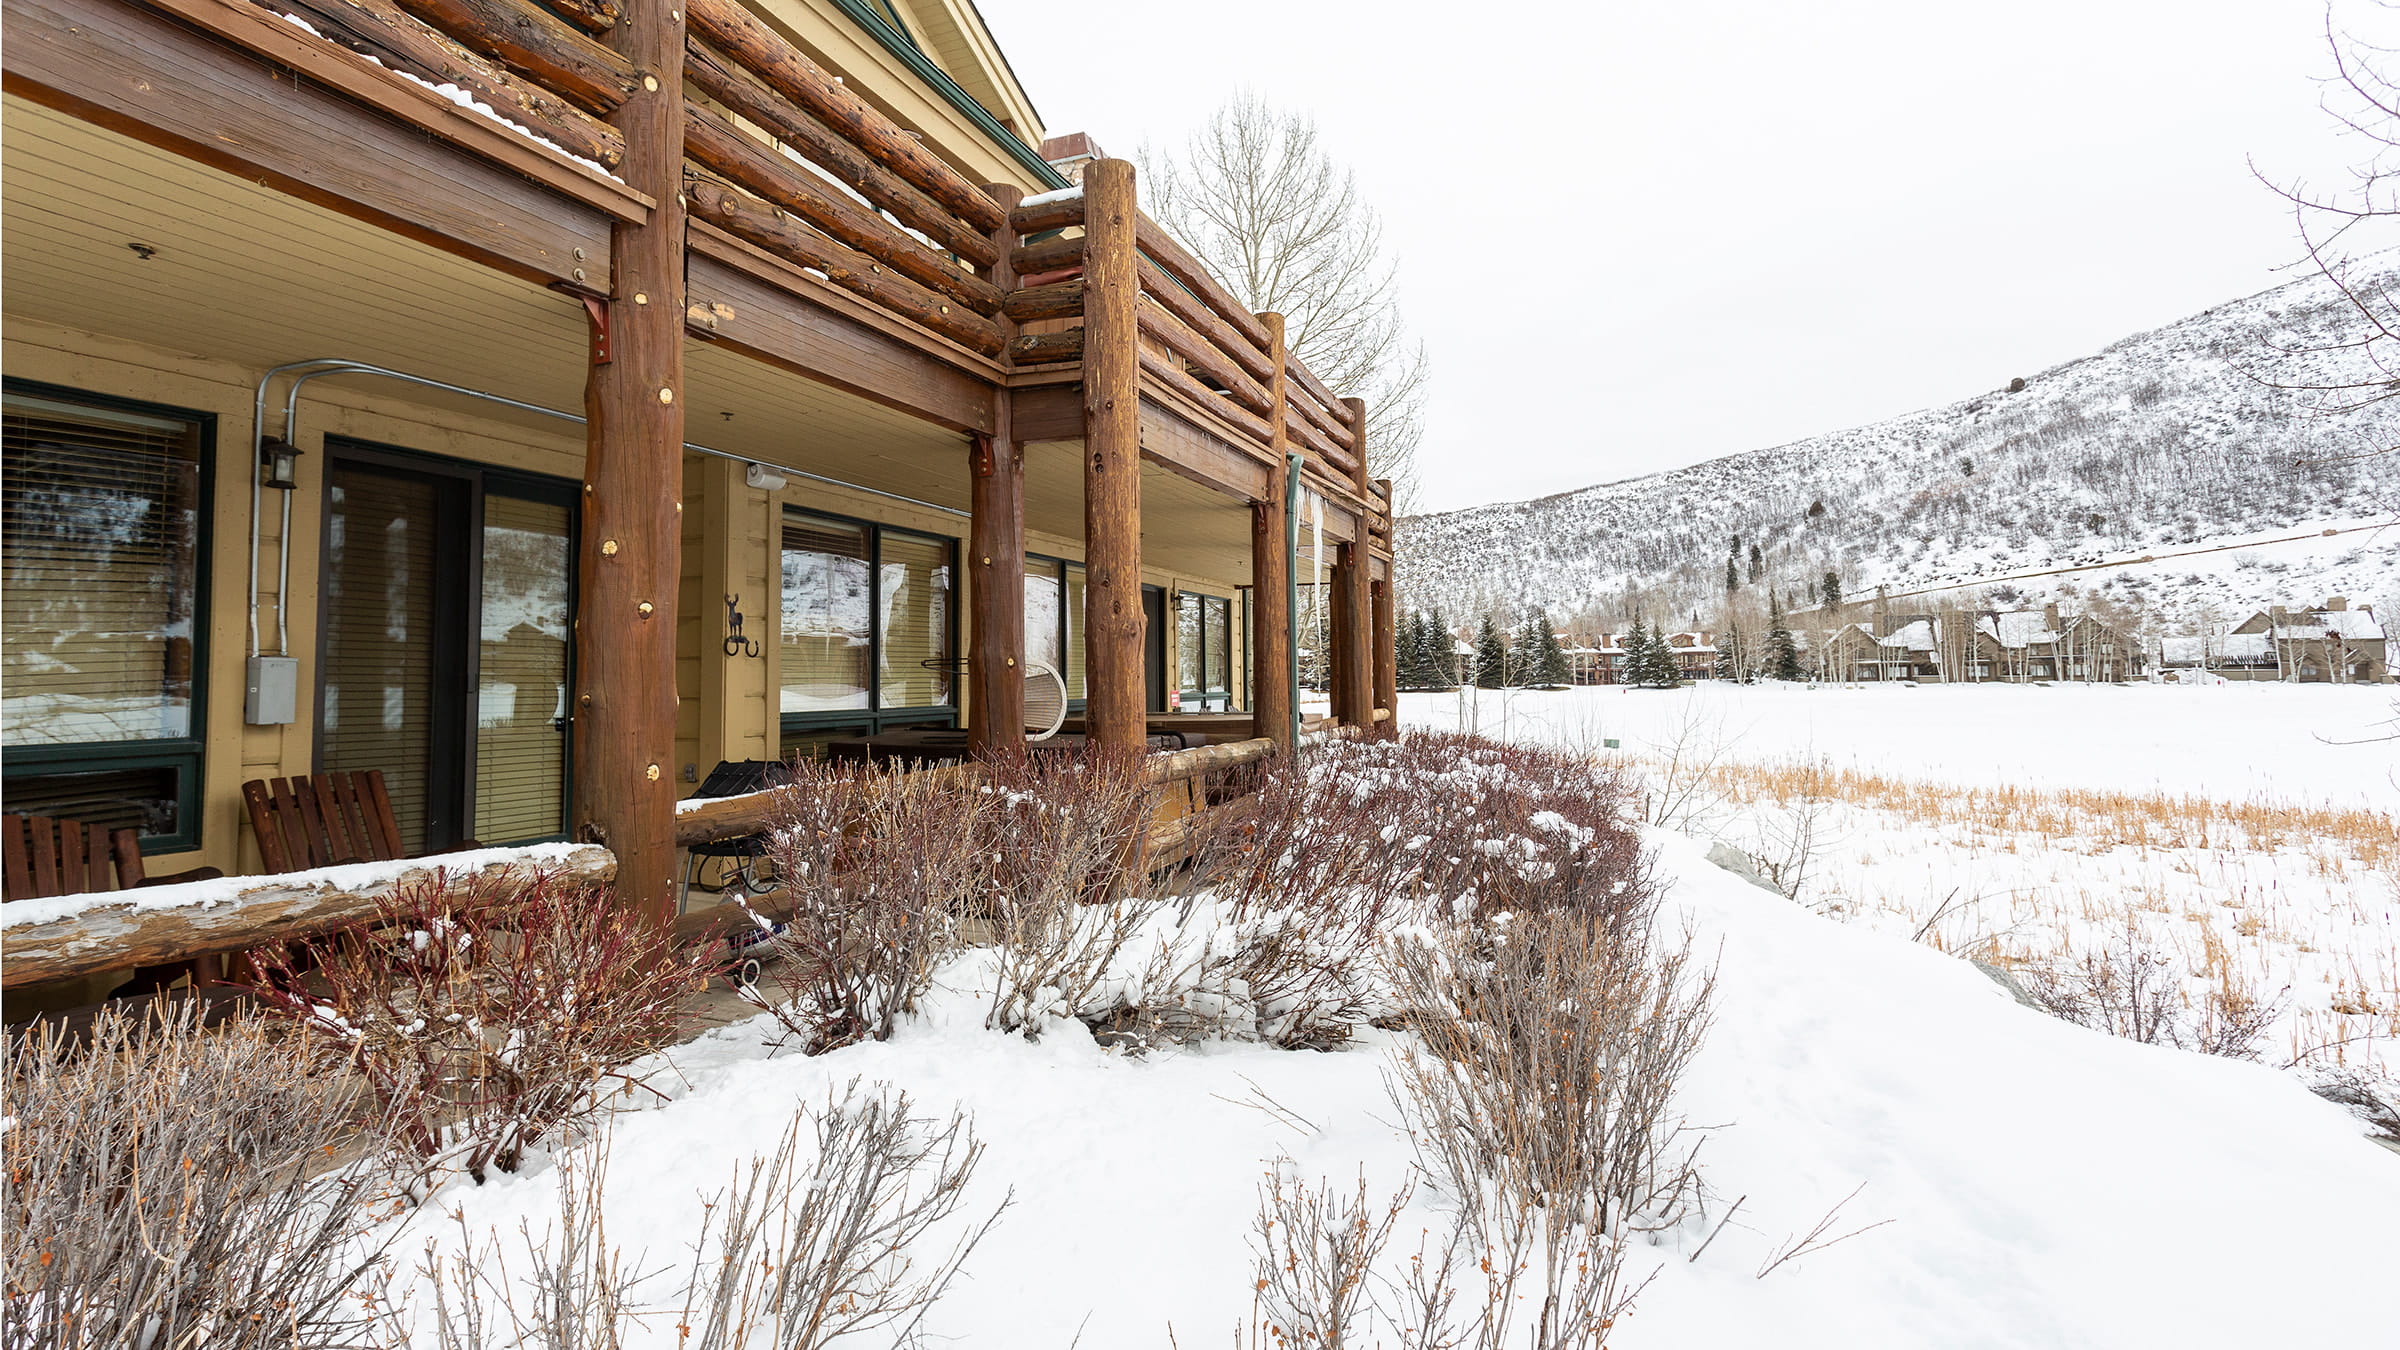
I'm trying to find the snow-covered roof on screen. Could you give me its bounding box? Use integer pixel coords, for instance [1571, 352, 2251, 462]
[1881, 620, 1936, 652]
[1987, 611, 2058, 649]
[2319, 609, 2384, 639]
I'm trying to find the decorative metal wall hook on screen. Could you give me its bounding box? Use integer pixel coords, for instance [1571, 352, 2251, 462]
[723, 593, 760, 657]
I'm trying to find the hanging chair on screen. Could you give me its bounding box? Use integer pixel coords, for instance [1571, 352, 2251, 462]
[1025, 662, 1069, 741]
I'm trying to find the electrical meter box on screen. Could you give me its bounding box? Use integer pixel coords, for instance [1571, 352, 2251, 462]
[245, 655, 300, 725]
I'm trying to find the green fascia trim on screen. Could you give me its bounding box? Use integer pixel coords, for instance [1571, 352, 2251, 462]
[826, 0, 1071, 190]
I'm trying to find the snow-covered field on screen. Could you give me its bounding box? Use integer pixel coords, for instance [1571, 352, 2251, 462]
[375, 685, 2400, 1348]
[381, 832, 2400, 1349]
[1407, 680, 2400, 804]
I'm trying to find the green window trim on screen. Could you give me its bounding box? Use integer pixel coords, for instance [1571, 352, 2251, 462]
[824, 0, 1069, 190]
[1, 378, 215, 855]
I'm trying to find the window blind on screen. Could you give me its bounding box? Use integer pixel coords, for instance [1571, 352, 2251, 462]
[1024, 561, 1062, 677]
[877, 532, 951, 709]
[1177, 593, 1203, 702]
[2, 393, 201, 747]
[1205, 596, 1231, 703]
[321, 469, 439, 853]
[781, 516, 871, 713]
[1063, 563, 1087, 700]
[475, 494, 571, 844]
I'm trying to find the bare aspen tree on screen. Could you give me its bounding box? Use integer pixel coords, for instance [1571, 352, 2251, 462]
[1143, 92, 1429, 503]
[2258, 6, 2400, 474]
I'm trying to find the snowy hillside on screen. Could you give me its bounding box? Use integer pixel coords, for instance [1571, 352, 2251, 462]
[1399, 257, 2400, 630]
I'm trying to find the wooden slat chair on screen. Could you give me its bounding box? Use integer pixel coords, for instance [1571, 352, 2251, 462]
[2, 813, 223, 904]
[239, 771, 409, 873]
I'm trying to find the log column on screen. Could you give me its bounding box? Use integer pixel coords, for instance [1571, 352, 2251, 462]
[1371, 494, 1398, 740]
[1081, 158, 1144, 749]
[968, 182, 1026, 757]
[1251, 313, 1294, 747]
[1333, 398, 1374, 730]
[574, 0, 686, 927]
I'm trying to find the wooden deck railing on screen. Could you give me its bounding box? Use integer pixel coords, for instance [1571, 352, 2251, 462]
[240, 0, 1392, 523]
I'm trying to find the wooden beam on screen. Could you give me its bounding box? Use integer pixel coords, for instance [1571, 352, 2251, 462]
[1137, 396, 1270, 502]
[969, 183, 1026, 758]
[1135, 255, 1274, 386]
[3, 0, 622, 289]
[1009, 328, 1084, 367]
[684, 177, 1004, 356]
[1012, 189, 1083, 234]
[1252, 312, 1295, 749]
[264, 0, 624, 169]
[682, 0, 1004, 234]
[1003, 278, 1085, 323]
[1011, 381, 1082, 440]
[684, 38, 995, 268]
[682, 103, 1002, 318]
[1135, 214, 1271, 352]
[573, 0, 684, 930]
[1081, 159, 1145, 750]
[386, 0, 637, 114]
[686, 234, 995, 433]
[1011, 232, 1085, 277]
[1371, 493, 1398, 741]
[0, 847, 616, 988]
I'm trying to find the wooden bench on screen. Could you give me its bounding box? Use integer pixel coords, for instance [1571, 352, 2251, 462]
[2, 813, 223, 903]
[239, 771, 407, 873]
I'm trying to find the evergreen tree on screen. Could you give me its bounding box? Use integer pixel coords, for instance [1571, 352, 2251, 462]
[1473, 614, 1508, 689]
[1822, 569, 1843, 612]
[1747, 542, 1765, 584]
[1767, 593, 1804, 681]
[1624, 618, 1680, 689]
[1423, 608, 1460, 689]
[1723, 557, 1739, 594]
[1521, 609, 1571, 688]
[1395, 612, 1427, 688]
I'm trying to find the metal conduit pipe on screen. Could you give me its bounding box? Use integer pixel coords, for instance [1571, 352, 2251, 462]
[245, 357, 972, 659]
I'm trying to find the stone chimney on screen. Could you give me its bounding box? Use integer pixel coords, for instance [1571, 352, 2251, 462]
[2042, 602, 2060, 631]
[1038, 132, 1104, 183]
[2326, 595, 2349, 611]
[2270, 604, 2289, 624]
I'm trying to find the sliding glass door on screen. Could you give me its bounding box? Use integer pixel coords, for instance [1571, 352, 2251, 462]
[320, 444, 573, 852]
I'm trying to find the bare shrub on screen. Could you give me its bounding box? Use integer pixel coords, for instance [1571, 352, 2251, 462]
[1392, 908, 1712, 1239]
[971, 748, 1166, 1037]
[748, 760, 990, 1053]
[2023, 920, 2286, 1060]
[250, 867, 704, 1183]
[405, 1080, 1004, 1350]
[4, 1003, 395, 1348]
[1122, 733, 1657, 1052]
[1364, 895, 1711, 1349]
[1245, 1169, 1410, 1350]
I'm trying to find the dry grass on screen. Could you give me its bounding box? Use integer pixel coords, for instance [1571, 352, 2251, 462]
[1697, 760, 2397, 872]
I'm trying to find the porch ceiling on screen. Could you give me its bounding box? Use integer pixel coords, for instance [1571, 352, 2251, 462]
[2, 97, 971, 508]
[5, 96, 1260, 586]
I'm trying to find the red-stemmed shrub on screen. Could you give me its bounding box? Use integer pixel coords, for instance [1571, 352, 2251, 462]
[248, 867, 703, 1184]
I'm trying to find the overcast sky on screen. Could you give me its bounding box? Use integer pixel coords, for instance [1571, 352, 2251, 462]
[975, 0, 2385, 514]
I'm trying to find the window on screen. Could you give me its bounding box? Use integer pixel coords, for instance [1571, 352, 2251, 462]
[780, 510, 954, 754]
[2, 384, 211, 851]
[1176, 591, 1234, 712]
[318, 443, 574, 853]
[1022, 554, 1087, 703]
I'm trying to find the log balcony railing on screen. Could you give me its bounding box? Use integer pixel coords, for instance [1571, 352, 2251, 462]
[219, 0, 1390, 526]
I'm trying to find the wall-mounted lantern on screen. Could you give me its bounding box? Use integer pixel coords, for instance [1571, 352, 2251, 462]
[258, 436, 303, 491]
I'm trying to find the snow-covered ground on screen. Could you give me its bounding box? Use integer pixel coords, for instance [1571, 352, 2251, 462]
[1405, 680, 2400, 804]
[383, 829, 2400, 1349]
